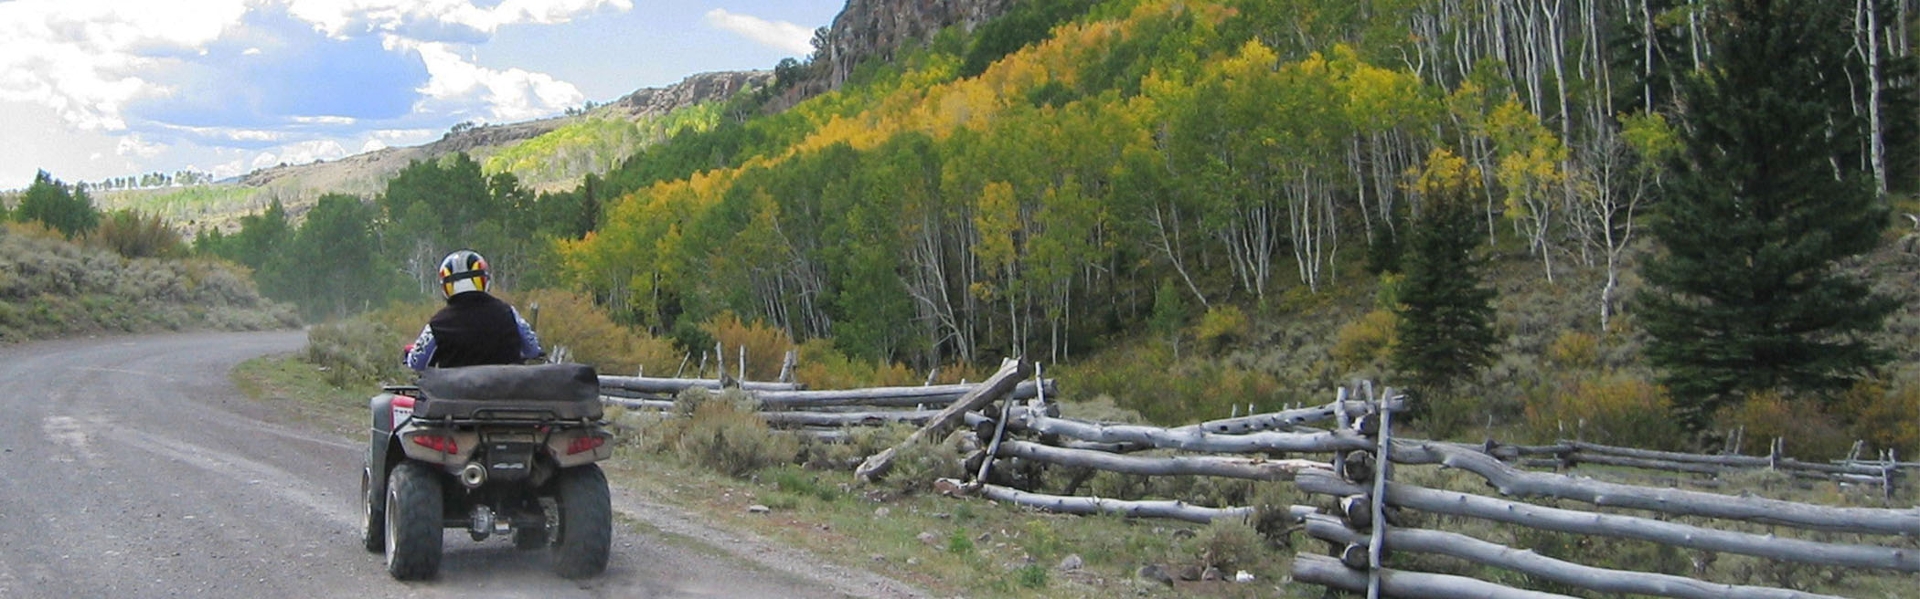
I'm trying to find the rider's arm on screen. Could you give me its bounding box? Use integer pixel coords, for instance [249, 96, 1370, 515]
[404, 325, 436, 371]
[512, 308, 542, 360]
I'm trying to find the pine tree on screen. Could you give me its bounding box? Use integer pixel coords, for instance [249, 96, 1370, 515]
[1639, 0, 1895, 433]
[1393, 148, 1498, 413]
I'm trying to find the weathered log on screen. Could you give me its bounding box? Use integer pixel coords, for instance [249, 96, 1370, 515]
[754, 379, 1052, 409]
[1377, 436, 1920, 536]
[934, 478, 1304, 524]
[598, 375, 800, 393]
[1178, 397, 1404, 435]
[1291, 553, 1578, 599]
[856, 358, 1030, 482]
[759, 409, 943, 428]
[1563, 451, 1728, 475]
[1565, 440, 1889, 477]
[991, 440, 1332, 481]
[1301, 514, 1845, 599]
[1297, 470, 1920, 571]
[601, 396, 675, 411]
[1006, 410, 1373, 454]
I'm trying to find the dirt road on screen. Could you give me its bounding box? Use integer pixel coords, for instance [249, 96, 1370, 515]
[0, 331, 923, 598]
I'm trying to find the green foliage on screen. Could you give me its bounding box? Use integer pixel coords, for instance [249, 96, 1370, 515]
[1640, 0, 1896, 432]
[960, 0, 1099, 78]
[1394, 148, 1498, 410]
[18, 170, 100, 239]
[304, 318, 410, 387]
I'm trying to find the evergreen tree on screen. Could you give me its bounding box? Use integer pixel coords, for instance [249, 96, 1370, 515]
[1393, 148, 1498, 412]
[1639, 0, 1895, 432]
[18, 170, 99, 238]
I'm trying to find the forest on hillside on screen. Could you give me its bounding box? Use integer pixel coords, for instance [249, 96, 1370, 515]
[20, 0, 1920, 456]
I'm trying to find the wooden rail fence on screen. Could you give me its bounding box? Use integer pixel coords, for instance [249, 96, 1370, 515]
[592, 357, 1918, 597]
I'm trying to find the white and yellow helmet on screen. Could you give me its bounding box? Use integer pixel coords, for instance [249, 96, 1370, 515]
[438, 249, 490, 298]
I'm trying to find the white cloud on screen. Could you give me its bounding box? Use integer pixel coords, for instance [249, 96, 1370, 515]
[360, 138, 390, 153]
[287, 0, 632, 39]
[0, 0, 250, 131]
[116, 135, 164, 159]
[410, 40, 584, 122]
[703, 8, 812, 56]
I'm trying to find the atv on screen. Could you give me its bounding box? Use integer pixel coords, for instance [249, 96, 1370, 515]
[361, 362, 614, 580]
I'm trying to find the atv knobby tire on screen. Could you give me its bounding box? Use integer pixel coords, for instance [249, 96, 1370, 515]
[385, 462, 444, 580]
[552, 464, 610, 579]
[360, 467, 384, 552]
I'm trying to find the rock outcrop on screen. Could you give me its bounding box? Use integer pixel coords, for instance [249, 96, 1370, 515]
[824, 0, 1020, 88]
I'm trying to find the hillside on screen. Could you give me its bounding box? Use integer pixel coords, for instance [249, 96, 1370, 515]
[101, 0, 1920, 460]
[95, 70, 776, 231]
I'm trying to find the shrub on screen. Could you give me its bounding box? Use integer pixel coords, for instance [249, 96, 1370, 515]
[305, 318, 410, 387]
[86, 209, 186, 259]
[1192, 305, 1250, 353]
[1544, 330, 1600, 368]
[1331, 308, 1398, 374]
[1718, 391, 1853, 459]
[792, 338, 921, 390]
[500, 288, 677, 374]
[1181, 518, 1266, 571]
[881, 429, 968, 496]
[702, 311, 795, 381]
[1834, 381, 1920, 459]
[1522, 373, 1682, 449]
[673, 390, 797, 477]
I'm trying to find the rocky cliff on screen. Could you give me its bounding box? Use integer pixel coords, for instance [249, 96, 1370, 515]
[824, 0, 1020, 88]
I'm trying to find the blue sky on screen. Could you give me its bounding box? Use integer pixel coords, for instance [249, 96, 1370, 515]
[0, 0, 844, 190]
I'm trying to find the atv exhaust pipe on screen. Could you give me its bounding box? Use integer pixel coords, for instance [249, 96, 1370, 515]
[459, 461, 487, 488]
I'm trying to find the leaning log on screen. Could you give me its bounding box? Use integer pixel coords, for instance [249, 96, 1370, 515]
[1297, 470, 1920, 571]
[856, 358, 1030, 482]
[1377, 436, 1920, 536]
[934, 478, 1267, 524]
[1301, 514, 1844, 599]
[1291, 553, 1577, 599]
[992, 440, 1332, 481]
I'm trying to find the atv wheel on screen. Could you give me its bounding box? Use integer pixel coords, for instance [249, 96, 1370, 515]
[360, 467, 384, 552]
[384, 462, 443, 580]
[552, 464, 610, 579]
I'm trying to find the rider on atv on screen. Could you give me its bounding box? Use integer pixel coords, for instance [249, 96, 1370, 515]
[404, 249, 541, 370]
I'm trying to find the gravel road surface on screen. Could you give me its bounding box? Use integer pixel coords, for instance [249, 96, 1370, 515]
[0, 331, 925, 599]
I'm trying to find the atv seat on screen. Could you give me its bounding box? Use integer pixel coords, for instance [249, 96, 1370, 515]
[415, 363, 603, 421]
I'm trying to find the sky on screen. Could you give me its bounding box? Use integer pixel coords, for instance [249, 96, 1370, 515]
[0, 0, 845, 190]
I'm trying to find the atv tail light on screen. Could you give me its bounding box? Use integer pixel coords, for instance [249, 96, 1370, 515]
[411, 434, 458, 454]
[565, 436, 606, 456]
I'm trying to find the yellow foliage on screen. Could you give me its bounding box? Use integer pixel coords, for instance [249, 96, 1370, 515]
[791, 338, 923, 390]
[1413, 147, 1481, 199]
[496, 288, 678, 376]
[1192, 305, 1250, 352]
[1544, 331, 1599, 368]
[1331, 308, 1398, 373]
[1523, 374, 1679, 448]
[701, 311, 796, 382]
[1833, 381, 1920, 459]
[1719, 392, 1852, 459]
